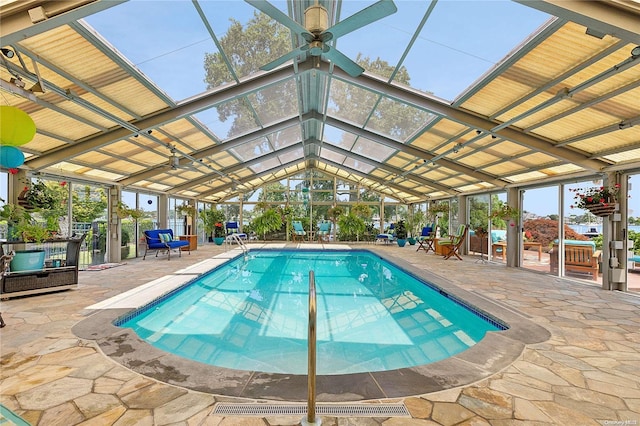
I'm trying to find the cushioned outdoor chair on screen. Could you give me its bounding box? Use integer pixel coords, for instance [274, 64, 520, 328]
[437, 224, 468, 260]
[416, 224, 436, 253]
[143, 229, 190, 260]
[376, 223, 395, 244]
[317, 221, 331, 242]
[225, 221, 247, 241]
[292, 221, 306, 242]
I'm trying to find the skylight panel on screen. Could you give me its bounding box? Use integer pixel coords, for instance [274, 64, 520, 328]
[400, 0, 550, 101]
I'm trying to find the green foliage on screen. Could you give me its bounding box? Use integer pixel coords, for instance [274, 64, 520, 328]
[351, 203, 372, 220]
[72, 186, 107, 223]
[121, 228, 131, 246]
[202, 208, 226, 235]
[337, 213, 366, 241]
[0, 203, 30, 224]
[251, 208, 283, 240]
[203, 12, 291, 138]
[394, 220, 407, 239]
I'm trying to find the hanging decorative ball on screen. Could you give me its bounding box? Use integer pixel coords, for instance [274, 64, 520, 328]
[0, 106, 36, 146]
[147, 199, 153, 205]
[0, 145, 25, 168]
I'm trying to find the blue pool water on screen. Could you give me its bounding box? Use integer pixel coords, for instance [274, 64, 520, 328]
[118, 250, 505, 375]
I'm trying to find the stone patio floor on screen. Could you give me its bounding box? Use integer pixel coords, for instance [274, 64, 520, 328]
[1, 242, 639, 425]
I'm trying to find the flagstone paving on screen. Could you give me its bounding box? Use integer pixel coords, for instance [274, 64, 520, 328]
[1, 242, 639, 425]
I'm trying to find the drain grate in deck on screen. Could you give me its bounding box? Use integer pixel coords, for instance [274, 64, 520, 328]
[212, 403, 410, 417]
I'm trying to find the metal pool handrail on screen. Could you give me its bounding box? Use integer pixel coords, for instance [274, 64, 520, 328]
[226, 233, 248, 255]
[305, 270, 318, 425]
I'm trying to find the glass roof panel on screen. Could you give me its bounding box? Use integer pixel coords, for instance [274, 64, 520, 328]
[84, 1, 220, 102]
[272, 126, 302, 149]
[333, 1, 428, 81]
[278, 147, 304, 164]
[351, 137, 396, 162]
[196, 98, 261, 140]
[248, 79, 299, 126]
[343, 157, 376, 174]
[323, 125, 357, 150]
[327, 80, 379, 127]
[400, 1, 550, 101]
[321, 147, 347, 165]
[366, 97, 434, 142]
[230, 137, 273, 162]
[250, 156, 282, 174]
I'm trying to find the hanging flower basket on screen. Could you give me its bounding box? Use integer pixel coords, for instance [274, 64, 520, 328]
[585, 202, 617, 217]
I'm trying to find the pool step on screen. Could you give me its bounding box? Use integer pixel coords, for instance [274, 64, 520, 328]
[212, 402, 410, 417]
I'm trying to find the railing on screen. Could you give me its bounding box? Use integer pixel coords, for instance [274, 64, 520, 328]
[226, 233, 248, 255]
[306, 270, 318, 425]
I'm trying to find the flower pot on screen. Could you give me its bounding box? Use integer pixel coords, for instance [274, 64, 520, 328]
[10, 249, 45, 272]
[407, 237, 416, 246]
[586, 203, 617, 217]
[214, 237, 225, 245]
[396, 239, 407, 247]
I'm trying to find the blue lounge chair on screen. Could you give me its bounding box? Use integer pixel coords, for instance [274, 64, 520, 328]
[143, 229, 190, 260]
[292, 221, 306, 242]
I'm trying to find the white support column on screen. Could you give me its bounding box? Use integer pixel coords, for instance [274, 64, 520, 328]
[108, 186, 121, 263]
[506, 187, 520, 268]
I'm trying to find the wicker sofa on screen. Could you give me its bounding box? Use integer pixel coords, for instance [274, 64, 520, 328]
[143, 229, 190, 260]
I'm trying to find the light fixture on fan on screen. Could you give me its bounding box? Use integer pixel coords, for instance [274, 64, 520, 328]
[168, 145, 179, 170]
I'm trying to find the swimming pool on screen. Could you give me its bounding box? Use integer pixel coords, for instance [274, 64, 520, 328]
[117, 250, 506, 375]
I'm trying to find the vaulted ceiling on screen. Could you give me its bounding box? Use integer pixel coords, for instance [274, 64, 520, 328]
[1, 0, 639, 204]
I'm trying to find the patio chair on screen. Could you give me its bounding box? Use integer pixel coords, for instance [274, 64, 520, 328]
[416, 225, 436, 253]
[292, 221, 306, 242]
[437, 224, 468, 260]
[317, 221, 331, 242]
[225, 221, 247, 241]
[549, 240, 601, 281]
[376, 223, 395, 244]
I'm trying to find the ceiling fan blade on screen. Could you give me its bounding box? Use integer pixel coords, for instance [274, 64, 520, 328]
[245, 0, 313, 41]
[260, 47, 307, 71]
[323, 47, 365, 77]
[322, 0, 397, 41]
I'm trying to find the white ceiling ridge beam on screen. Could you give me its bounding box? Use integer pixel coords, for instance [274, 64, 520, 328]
[168, 144, 303, 193]
[26, 64, 298, 170]
[316, 139, 458, 195]
[325, 63, 609, 172]
[1, 1, 125, 46]
[322, 115, 507, 189]
[310, 156, 424, 201]
[513, 0, 640, 45]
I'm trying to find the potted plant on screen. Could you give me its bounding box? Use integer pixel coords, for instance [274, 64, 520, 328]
[9, 216, 52, 272]
[570, 184, 620, 217]
[202, 208, 226, 243]
[327, 205, 345, 241]
[491, 204, 520, 221]
[395, 220, 408, 247]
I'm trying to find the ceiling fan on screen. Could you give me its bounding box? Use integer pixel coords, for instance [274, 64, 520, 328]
[245, 0, 397, 77]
